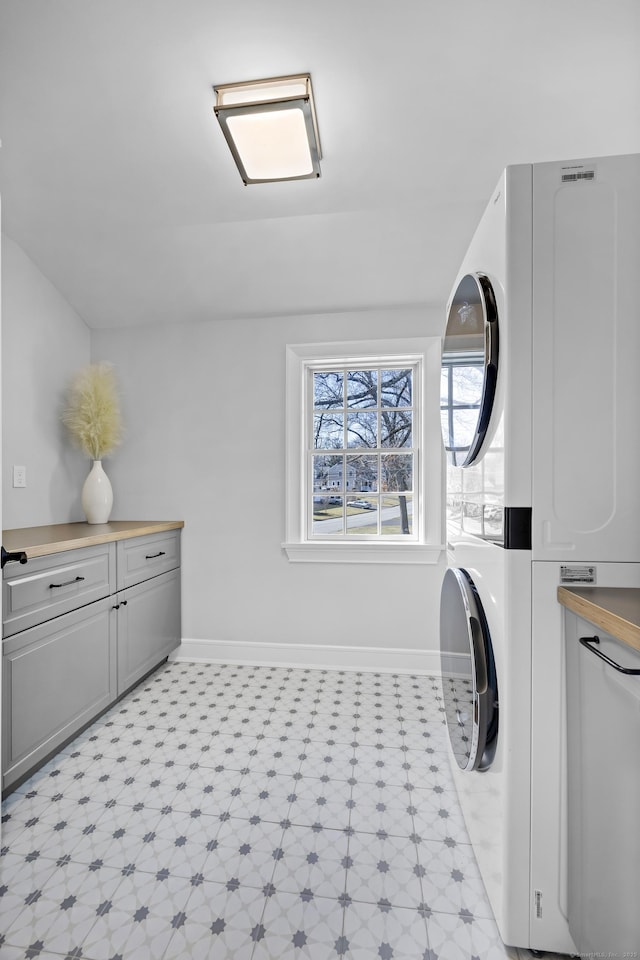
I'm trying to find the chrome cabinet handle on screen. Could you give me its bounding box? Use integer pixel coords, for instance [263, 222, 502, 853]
[49, 575, 85, 589]
[579, 636, 640, 676]
[145, 551, 166, 559]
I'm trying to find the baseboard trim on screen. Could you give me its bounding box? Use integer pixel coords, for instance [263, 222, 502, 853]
[171, 638, 441, 676]
[440, 651, 470, 678]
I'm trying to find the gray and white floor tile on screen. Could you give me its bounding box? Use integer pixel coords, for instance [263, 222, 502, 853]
[0, 661, 564, 959]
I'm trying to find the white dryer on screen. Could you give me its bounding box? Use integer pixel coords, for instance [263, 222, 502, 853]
[439, 153, 640, 953]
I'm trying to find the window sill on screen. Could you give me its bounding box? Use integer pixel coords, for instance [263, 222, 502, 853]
[282, 542, 444, 564]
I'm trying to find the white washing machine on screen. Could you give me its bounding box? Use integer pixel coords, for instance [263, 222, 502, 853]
[439, 153, 640, 953]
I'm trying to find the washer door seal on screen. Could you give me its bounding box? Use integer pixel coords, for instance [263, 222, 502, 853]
[439, 567, 499, 772]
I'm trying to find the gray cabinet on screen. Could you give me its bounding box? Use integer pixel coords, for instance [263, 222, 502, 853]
[2, 597, 116, 788]
[3, 543, 115, 637]
[116, 530, 180, 591]
[566, 612, 640, 954]
[114, 530, 181, 695]
[116, 569, 181, 694]
[2, 527, 181, 792]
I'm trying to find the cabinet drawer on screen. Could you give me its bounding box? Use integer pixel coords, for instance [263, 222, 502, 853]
[2, 544, 115, 638]
[2, 596, 117, 791]
[116, 530, 180, 590]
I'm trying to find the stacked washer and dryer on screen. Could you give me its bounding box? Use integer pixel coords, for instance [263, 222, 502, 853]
[439, 153, 640, 954]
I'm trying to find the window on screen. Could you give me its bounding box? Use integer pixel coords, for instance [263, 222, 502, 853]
[311, 365, 416, 539]
[441, 354, 504, 541]
[440, 354, 484, 466]
[284, 339, 443, 564]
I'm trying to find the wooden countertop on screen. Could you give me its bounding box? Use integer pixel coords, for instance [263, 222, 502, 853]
[2, 521, 184, 560]
[558, 586, 640, 653]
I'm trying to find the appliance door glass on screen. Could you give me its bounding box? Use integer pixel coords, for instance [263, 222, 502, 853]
[439, 567, 498, 771]
[441, 273, 499, 466]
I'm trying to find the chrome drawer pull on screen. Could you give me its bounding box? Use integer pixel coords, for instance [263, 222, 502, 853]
[49, 575, 85, 589]
[145, 551, 166, 559]
[579, 636, 640, 675]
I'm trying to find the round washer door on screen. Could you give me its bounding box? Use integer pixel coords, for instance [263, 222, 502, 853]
[441, 273, 499, 466]
[439, 567, 499, 772]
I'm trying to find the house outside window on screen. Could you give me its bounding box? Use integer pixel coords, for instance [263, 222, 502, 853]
[284, 338, 443, 564]
[310, 365, 416, 539]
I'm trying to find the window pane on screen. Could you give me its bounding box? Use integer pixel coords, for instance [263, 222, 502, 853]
[312, 495, 343, 535]
[444, 407, 478, 453]
[381, 454, 413, 492]
[313, 413, 343, 449]
[440, 409, 451, 445]
[381, 410, 412, 448]
[450, 365, 483, 407]
[440, 368, 450, 404]
[346, 497, 378, 535]
[483, 450, 503, 494]
[380, 495, 413, 535]
[381, 369, 412, 407]
[305, 356, 420, 543]
[347, 411, 377, 447]
[346, 369, 377, 408]
[483, 503, 503, 540]
[313, 454, 342, 491]
[462, 499, 483, 538]
[314, 371, 343, 409]
[346, 454, 378, 493]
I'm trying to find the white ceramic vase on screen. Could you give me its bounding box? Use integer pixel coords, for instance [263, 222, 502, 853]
[81, 460, 113, 524]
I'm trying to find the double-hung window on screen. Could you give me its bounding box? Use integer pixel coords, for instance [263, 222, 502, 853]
[440, 354, 484, 466]
[284, 339, 443, 564]
[310, 365, 416, 539]
[441, 353, 504, 540]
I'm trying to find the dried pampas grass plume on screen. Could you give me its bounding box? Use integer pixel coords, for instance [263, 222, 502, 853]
[62, 362, 124, 460]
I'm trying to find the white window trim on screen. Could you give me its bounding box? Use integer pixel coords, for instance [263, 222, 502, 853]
[283, 338, 444, 564]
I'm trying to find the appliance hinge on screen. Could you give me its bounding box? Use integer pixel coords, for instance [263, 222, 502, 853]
[534, 889, 543, 919]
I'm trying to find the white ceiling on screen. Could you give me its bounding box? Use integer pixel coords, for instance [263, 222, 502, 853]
[1, 0, 639, 330]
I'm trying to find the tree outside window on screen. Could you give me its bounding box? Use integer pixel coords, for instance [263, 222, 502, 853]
[310, 365, 417, 539]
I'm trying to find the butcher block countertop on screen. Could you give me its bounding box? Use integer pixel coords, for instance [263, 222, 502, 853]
[558, 586, 640, 653]
[2, 521, 184, 560]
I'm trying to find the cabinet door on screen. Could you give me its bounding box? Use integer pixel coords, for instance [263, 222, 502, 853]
[567, 614, 640, 953]
[117, 568, 181, 695]
[2, 596, 116, 791]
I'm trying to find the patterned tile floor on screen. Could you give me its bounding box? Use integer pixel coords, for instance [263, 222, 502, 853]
[0, 662, 557, 959]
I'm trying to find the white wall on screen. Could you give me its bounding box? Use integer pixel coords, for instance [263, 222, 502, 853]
[0, 236, 446, 669]
[92, 307, 447, 670]
[2, 235, 91, 529]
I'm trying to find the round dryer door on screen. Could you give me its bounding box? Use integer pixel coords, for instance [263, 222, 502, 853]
[441, 273, 499, 466]
[439, 567, 499, 772]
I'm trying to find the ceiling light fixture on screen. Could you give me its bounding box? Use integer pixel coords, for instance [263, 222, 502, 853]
[213, 74, 321, 185]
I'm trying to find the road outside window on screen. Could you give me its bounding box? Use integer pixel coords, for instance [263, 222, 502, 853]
[309, 365, 417, 540]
